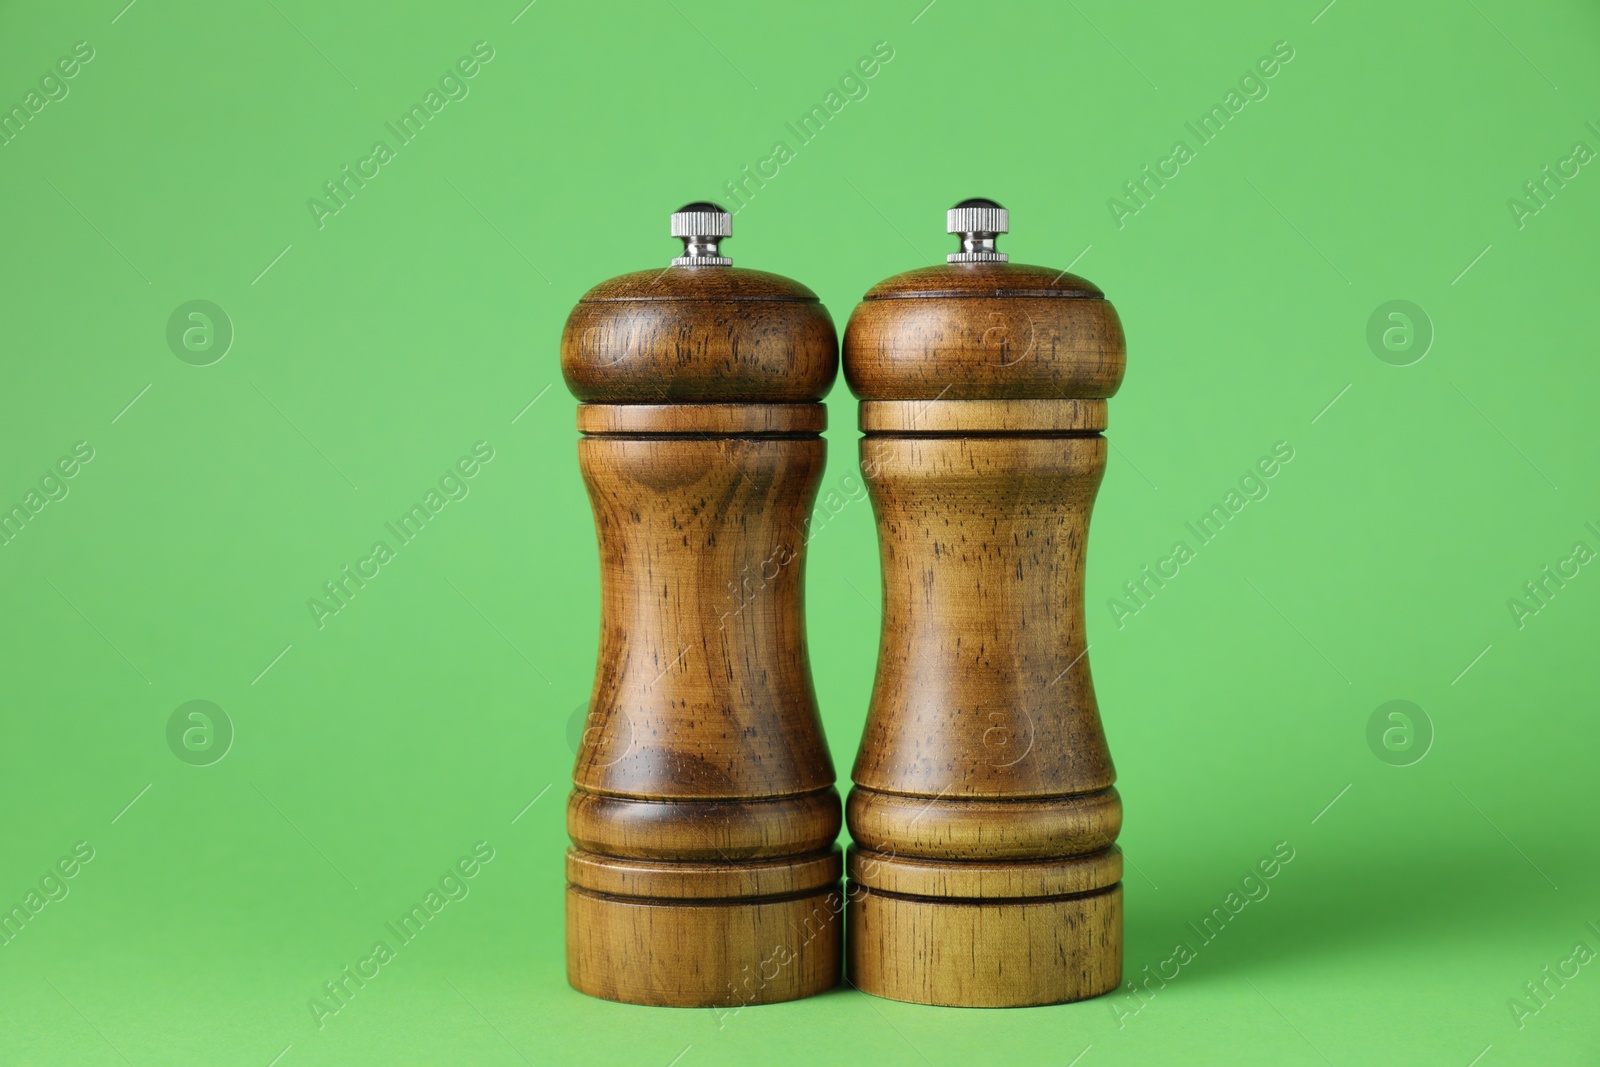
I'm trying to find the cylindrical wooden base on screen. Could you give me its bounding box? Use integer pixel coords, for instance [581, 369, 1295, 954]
[566, 855, 843, 1007]
[845, 840, 1122, 1007]
[847, 875, 1121, 1007]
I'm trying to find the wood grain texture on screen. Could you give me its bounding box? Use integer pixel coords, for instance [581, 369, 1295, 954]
[562, 266, 837, 403]
[858, 397, 1106, 434]
[848, 845, 1121, 899]
[577, 402, 826, 436]
[842, 259, 1128, 1007]
[562, 261, 842, 1006]
[843, 263, 1124, 402]
[568, 848, 841, 899]
[568, 885, 843, 1007]
[847, 885, 1122, 1008]
[567, 788, 841, 861]
[847, 787, 1122, 860]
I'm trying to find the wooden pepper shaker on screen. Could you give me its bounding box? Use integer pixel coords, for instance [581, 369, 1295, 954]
[560, 204, 843, 1007]
[843, 199, 1127, 1007]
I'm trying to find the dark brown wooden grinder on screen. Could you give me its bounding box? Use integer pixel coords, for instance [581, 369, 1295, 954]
[843, 199, 1127, 1007]
[560, 203, 843, 1007]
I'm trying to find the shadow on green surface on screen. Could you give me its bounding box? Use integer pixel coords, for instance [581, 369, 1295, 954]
[1122, 842, 1570, 988]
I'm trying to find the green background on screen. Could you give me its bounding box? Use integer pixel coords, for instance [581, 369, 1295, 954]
[2, 0, 1596, 1063]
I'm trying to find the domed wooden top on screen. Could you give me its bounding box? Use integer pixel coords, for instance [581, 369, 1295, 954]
[843, 262, 1125, 401]
[562, 266, 838, 403]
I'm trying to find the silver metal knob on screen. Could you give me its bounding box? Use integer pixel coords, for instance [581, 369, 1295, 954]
[671, 202, 733, 266]
[947, 198, 1009, 263]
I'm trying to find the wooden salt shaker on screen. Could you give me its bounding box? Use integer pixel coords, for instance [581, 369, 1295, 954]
[560, 204, 843, 1007]
[843, 199, 1127, 1007]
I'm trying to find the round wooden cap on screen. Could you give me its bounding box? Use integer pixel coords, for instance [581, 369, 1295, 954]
[561, 266, 838, 403]
[842, 261, 1126, 401]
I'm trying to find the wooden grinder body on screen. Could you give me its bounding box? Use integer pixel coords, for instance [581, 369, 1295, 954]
[561, 264, 843, 1007]
[843, 261, 1128, 1007]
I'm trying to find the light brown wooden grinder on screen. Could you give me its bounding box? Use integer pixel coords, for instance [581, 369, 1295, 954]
[843, 199, 1128, 1007]
[560, 204, 843, 1007]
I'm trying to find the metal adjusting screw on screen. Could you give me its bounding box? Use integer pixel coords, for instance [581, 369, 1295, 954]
[947, 197, 1009, 263]
[671, 201, 733, 266]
